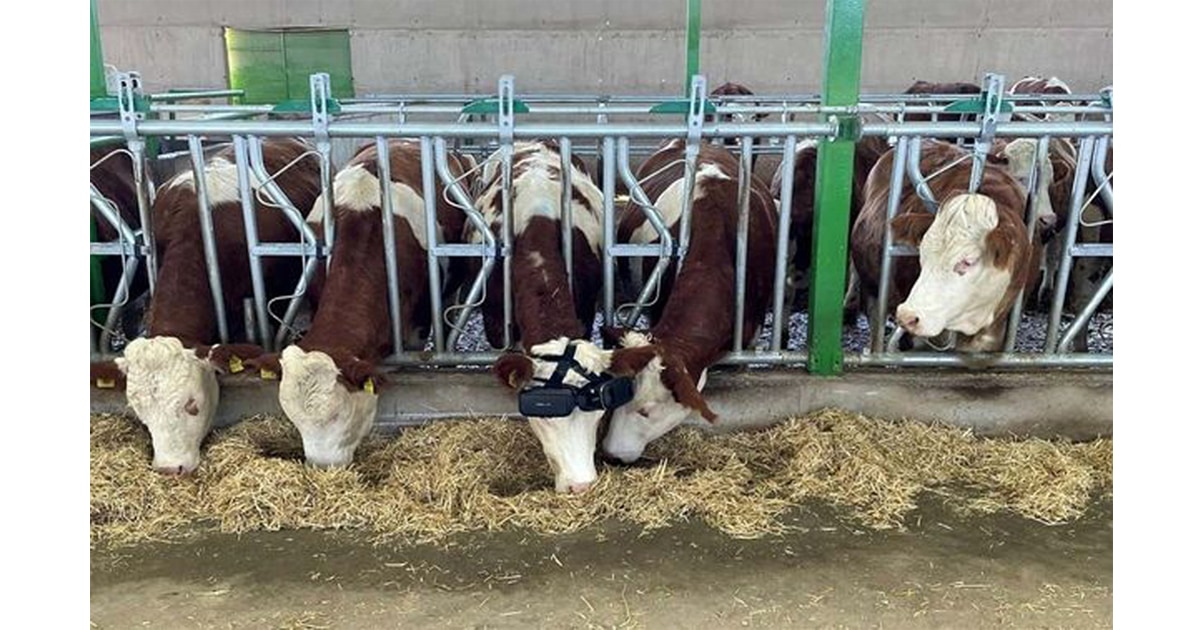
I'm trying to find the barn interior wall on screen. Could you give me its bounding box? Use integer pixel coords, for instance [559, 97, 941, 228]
[98, 0, 1112, 95]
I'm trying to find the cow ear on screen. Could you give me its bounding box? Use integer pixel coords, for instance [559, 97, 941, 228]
[662, 359, 717, 423]
[890, 212, 936, 246]
[338, 358, 378, 391]
[609, 345, 658, 377]
[600, 325, 629, 348]
[206, 343, 267, 374]
[986, 223, 1023, 269]
[91, 361, 126, 390]
[245, 352, 283, 380]
[493, 353, 534, 390]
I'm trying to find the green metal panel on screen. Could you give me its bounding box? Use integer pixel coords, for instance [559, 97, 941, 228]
[685, 0, 701, 94]
[808, 0, 865, 375]
[283, 31, 354, 99]
[225, 29, 289, 104]
[91, 0, 107, 98]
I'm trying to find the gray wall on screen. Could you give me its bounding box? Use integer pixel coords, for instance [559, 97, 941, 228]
[98, 0, 1113, 96]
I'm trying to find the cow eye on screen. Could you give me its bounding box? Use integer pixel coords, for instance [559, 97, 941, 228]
[954, 258, 977, 275]
[637, 408, 651, 418]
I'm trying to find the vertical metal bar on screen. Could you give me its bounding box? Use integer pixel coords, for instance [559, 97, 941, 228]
[130, 140, 157, 295]
[906, 137, 938, 213]
[186, 135, 229, 343]
[498, 77, 516, 349]
[316, 140, 335, 270]
[602, 137, 617, 326]
[232, 135, 272, 349]
[1004, 135, 1051, 352]
[420, 137, 447, 353]
[733, 136, 753, 353]
[685, 0, 702, 94]
[1092, 135, 1113, 211]
[1056, 268, 1112, 353]
[873, 136, 909, 354]
[436, 137, 496, 351]
[808, 0, 864, 375]
[560, 136, 575, 295]
[770, 135, 798, 351]
[375, 137, 406, 356]
[1045, 135, 1097, 353]
[677, 76, 706, 273]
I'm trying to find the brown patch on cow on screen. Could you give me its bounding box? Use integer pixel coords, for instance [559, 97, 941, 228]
[985, 220, 1025, 270]
[889, 212, 936, 246]
[494, 353, 535, 390]
[661, 359, 717, 422]
[609, 345, 659, 378]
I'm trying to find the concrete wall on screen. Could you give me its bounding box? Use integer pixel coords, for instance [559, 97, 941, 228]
[98, 0, 1112, 95]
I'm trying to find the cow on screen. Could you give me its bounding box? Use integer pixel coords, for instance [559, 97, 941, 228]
[476, 141, 610, 494]
[708, 82, 766, 172]
[92, 138, 321, 474]
[1010, 76, 1076, 122]
[902, 81, 982, 122]
[90, 145, 149, 338]
[251, 140, 471, 468]
[769, 136, 891, 322]
[600, 139, 777, 463]
[849, 140, 1043, 352]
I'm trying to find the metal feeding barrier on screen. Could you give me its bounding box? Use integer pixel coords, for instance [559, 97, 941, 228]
[89, 70, 1113, 371]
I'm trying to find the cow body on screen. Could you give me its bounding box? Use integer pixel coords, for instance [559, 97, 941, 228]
[602, 139, 777, 462]
[850, 140, 1041, 352]
[110, 138, 320, 473]
[269, 140, 470, 467]
[477, 141, 610, 494]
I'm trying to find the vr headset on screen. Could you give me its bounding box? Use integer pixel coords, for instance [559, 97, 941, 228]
[517, 343, 635, 418]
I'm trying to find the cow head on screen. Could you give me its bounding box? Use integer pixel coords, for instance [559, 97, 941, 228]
[601, 331, 715, 464]
[112, 336, 252, 474]
[990, 139, 1056, 233]
[275, 345, 379, 468]
[493, 337, 614, 494]
[892, 193, 1026, 340]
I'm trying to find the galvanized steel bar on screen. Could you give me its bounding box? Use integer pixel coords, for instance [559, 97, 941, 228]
[186, 135, 230, 343]
[1004, 136, 1052, 352]
[807, 0, 865, 375]
[1046, 135, 1097, 352]
[733, 136, 753, 353]
[1092, 135, 1114, 211]
[617, 137, 676, 326]
[375, 137, 407, 357]
[906, 137, 939, 213]
[770, 135, 798, 351]
[873, 136, 911, 354]
[560, 137, 574, 295]
[845, 353, 1112, 369]
[232, 136, 272, 349]
[969, 73, 1005, 193]
[676, 76, 706, 275]
[602, 137, 617, 325]
[1056, 267, 1113, 353]
[420, 137, 447, 353]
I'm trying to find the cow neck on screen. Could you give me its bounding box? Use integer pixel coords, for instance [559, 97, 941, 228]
[512, 219, 587, 348]
[146, 223, 218, 348]
[647, 232, 736, 379]
[299, 211, 392, 362]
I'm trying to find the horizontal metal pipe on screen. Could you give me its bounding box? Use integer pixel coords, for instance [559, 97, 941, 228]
[845, 353, 1113, 369]
[1071, 243, 1113, 257]
[148, 89, 244, 102]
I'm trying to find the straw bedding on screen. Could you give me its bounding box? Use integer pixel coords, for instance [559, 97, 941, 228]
[90, 409, 1112, 549]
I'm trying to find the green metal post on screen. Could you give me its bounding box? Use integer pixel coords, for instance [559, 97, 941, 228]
[685, 0, 701, 93]
[91, 0, 107, 98]
[808, 0, 865, 375]
[91, 0, 108, 318]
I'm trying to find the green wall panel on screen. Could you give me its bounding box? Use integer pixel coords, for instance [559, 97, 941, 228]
[226, 28, 353, 104]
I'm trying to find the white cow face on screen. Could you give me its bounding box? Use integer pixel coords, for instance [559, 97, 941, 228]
[493, 338, 613, 494]
[893, 194, 1020, 339]
[601, 332, 714, 464]
[118, 336, 219, 474]
[277, 345, 378, 468]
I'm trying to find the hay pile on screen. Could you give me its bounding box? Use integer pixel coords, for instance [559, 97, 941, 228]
[91, 410, 1112, 549]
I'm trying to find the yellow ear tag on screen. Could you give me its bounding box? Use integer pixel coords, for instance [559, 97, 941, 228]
[363, 377, 375, 395]
[260, 368, 278, 380]
[228, 355, 244, 374]
[96, 378, 116, 389]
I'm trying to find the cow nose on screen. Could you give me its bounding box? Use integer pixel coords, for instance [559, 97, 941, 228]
[154, 465, 189, 476]
[568, 481, 593, 494]
[896, 305, 921, 333]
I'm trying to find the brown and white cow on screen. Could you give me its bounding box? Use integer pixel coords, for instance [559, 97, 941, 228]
[850, 140, 1042, 352]
[1010, 75, 1076, 122]
[476, 141, 609, 494]
[601, 139, 777, 462]
[255, 140, 470, 468]
[769, 136, 891, 317]
[96, 138, 320, 474]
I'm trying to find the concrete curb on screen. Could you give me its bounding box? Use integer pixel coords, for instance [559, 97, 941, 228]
[91, 368, 1112, 440]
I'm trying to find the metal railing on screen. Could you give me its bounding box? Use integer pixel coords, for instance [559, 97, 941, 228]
[90, 72, 1113, 371]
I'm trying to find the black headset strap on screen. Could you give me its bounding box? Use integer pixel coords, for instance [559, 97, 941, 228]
[529, 343, 606, 388]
